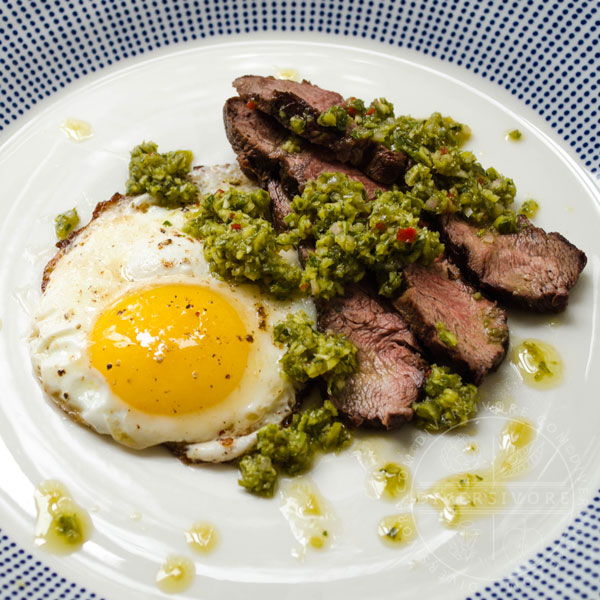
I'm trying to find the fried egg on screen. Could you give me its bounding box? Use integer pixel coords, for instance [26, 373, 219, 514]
[30, 165, 315, 462]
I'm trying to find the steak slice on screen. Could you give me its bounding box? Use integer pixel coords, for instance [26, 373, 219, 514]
[224, 96, 385, 200]
[439, 215, 587, 312]
[233, 75, 407, 185]
[267, 179, 293, 233]
[318, 285, 428, 428]
[392, 259, 508, 384]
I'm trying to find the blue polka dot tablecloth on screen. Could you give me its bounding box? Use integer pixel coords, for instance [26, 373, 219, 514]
[0, 1, 598, 599]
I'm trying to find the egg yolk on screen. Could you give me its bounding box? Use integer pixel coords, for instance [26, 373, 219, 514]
[89, 284, 251, 415]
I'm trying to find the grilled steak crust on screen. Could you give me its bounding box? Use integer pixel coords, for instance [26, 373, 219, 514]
[440, 215, 587, 312]
[233, 75, 406, 185]
[393, 259, 508, 384]
[319, 285, 428, 428]
[224, 96, 386, 200]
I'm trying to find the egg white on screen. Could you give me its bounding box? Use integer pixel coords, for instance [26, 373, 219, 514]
[30, 165, 315, 460]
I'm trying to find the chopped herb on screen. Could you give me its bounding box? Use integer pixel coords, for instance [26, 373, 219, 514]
[281, 135, 302, 154]
[54, 208, 80, 240]
[285, 172, 443, 299]
[435, 322, 458, 348]
[317, 105, 349, 131]
[412, 365, 479, 431]
[519, 199, 539, 219]
[184, 188, 302, 299]
[273, 311, 357, 395]
[238, 400, 352, 497]
[318, 99, 520, 232]
[507, 129, 522, 141]
[493, 211, 519, 234]
[289, 115, 307, 135]
[126, 141, 198, 207]
[55, 514, 83, 545]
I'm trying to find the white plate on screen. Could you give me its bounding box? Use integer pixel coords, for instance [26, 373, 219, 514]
[0, 38, 599, 600]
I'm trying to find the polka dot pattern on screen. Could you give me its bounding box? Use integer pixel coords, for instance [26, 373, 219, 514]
[0, 1, 598, 599]
[0, 530, 99, 599]
[0, 1, 598, 173]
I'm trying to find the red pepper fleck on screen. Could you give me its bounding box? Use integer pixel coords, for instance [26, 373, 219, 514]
[246, 100, 256, 110]
[216, 188, 224, 195]
[375, 221, 386, 232]
[366, 107, 376, 116]
[230, 212, 235, 219]
[231, 223, 242, 230]
[440, 146, 448, 155]
[348, 106, 357, 117]
[396, 227, 417, 243]
[299, 282, 309, 292]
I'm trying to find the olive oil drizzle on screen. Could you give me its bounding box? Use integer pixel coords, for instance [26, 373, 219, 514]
[34, 480, 92, 554]
[280, 478, 336, 555]
[423, 419, 536, 527]
[511, 339, 563, 389]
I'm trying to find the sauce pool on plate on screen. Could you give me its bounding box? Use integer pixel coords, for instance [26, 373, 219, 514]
[34, 480, 92, 554]
[155, 555, 195, 594]
[422, 419, 536, 527]
[511, 339, 563, 389]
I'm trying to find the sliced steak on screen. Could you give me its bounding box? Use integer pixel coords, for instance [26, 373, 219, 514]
[224, 96, 385, 200]
[267, 179, 293, 233]
[318, 285, 428, 428]
[233, 75, 407, 185]
[392, 259, 508, 384]
[440, 215, 587, 312]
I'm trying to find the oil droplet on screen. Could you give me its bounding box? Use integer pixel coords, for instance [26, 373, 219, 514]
[60, 118, 93, 142]
[156, 555, 195, 594]
[377, 513, 417, 547]
[185, 522, 219, 553]
[495, 418, 536, 479]
[34, 480, 92, 554]
[463, 443, 479, 453]
[422, 470, 504, 527]
[276, 68, 300, 82]
[511, 339, 563, 389]
[280, 478, 336, 555]
[129, 511, 142, 521]
[371, 462, 411, 501]
[423, 419, 536, 527]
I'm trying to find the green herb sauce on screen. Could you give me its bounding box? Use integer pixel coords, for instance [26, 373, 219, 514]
[54, 208, 80, 240]
[184, 187, 302, 299]
[519, 199, 539, 219]
[285, 172, 444, 299]
[126, 141, 198, 207]
[318, 99, 521, 232]
[372, 462, 410, 500]
[511, 339, 563, 389]
[412, 365, 479, 431]
[273, 311, 357, 394]
[281, 135, 302, 153]
[317, 106, 349, 131]
[377, 513, 417, 546]
[238, 400, 352, 497]
[435, 322, 458, 347]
